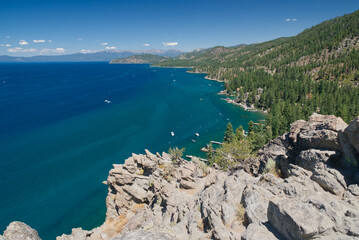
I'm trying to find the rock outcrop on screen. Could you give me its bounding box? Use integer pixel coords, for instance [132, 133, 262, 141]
[2, 114, 359, 240]
[1, 222, 41, 240]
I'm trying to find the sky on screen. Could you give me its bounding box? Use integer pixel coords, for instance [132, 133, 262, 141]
[0, 0, 359, 56]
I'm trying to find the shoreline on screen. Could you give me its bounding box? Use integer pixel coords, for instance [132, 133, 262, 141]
[154, 64, 266, 114]
[175, 67, 266, 114]
[220, 97, 267, 113]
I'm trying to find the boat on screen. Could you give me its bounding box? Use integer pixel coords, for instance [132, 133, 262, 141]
[171, 132, 174, 136]
[195, 133, 199, 137]
[191, 139, 196, 143]
[104, 99, 112, 104]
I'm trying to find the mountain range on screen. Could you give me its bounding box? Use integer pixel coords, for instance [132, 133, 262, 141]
[0, 49, 183, 62]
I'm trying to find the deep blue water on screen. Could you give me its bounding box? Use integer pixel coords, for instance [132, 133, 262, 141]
[0, 62, 264, 239]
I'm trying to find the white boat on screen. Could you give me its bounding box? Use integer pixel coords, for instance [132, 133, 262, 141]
[104, 100, 112, 104]
[171, 132, 175, 136]
[195, 133, 199, 137]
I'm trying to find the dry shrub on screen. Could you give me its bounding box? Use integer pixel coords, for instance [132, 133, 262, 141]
[132, 203, 145, 213]
[236, 203, 245, 223]
[263, 158, 281, 177]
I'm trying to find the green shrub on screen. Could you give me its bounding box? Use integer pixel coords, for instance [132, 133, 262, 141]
[169, 147, 185, 166]
[263, 158, 280, 177]
[213, 139, 254, 170]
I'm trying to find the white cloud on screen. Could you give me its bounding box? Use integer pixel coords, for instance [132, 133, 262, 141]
[48, 40, 52, 43]
[105, 46, 116, 50]
[5, 44, 11, 47]
[77, 38, 83, 40]
[143, 43, 150, 47]
[101, 42, 108, 45]
[286, 18, 298, 22]
[33, 39, 46, 43]
[56, 47, 65, 52]
[81, 49, 98, 54]
[8, 47, 37, 53]
[19, 40, 29, 45]
[163, 41, 178, 47]
[40, 48, 65, 53]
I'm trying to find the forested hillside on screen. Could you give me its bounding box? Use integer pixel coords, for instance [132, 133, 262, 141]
[158, 10, 359, 137]
[110, 54, 167, 64]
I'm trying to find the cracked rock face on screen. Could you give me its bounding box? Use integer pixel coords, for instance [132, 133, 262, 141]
[3, 114, 359, 240]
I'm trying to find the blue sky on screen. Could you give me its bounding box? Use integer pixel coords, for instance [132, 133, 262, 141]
[1, 0, 359, 56]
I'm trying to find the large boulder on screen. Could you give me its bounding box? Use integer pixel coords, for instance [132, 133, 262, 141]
[296, 114, 347, 151]
[311, 167, 347, 196]
[296, 149, 340, 171]
[339, 116, 359, 169]
[344, 116, 359, 155]
[114, 231, 172, 240]
[268, 200, 334, 240]
[241, 223, 279, 240]
[3, 222, 41, 240]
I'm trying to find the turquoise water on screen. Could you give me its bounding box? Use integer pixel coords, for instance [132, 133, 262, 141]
[0, 63, 264, 239]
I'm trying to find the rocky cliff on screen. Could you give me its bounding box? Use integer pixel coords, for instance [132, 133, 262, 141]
[2, 114, 359, 240]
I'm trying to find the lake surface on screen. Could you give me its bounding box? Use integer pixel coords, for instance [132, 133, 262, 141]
[0, 62, 264, 239]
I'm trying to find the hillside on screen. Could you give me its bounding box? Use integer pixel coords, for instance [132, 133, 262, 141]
[158, 10, 359, 136]
[110, 54, 167, 64]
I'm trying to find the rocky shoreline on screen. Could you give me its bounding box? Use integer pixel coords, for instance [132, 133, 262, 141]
[2, 113, 358, 240]
[218, 89, 267, 114]
[182, 69, 266, 113]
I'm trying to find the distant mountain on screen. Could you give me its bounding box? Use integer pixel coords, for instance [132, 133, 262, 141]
[110, 54, 167, 64]
[0, 49, 183, 62]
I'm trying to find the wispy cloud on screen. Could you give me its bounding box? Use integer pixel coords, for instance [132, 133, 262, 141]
[19, 40, 29, 45]
[105, 46, 116, 50]
[40, 48, 65, 53]
[48, 40, 52, 43]
[8, 47, 37, 53]
[285, 18, 298, 22]
[33, 40, 46, 43]
[143, 43, 150, 47]
[101, 42, 108, 46]
[81, 49, 98, 54]
[6, 36, 10, 38]
[163, 41, 178, 47]
[77, 38, 83, 41]
[4, 44, 11, 47]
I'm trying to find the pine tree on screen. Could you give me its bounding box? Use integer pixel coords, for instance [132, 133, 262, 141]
[224, 122, 236, 143]
[248, 121, 254, 135]
[206, 143, 215, 165]
[235, 126, 245, 141]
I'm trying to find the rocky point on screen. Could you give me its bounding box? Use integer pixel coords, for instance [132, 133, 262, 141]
[1, 114, 359, 240]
